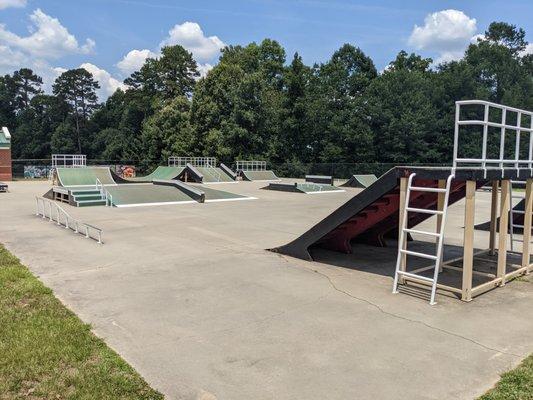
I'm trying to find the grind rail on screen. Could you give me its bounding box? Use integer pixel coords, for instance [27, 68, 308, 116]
[35, 197, 103, 243]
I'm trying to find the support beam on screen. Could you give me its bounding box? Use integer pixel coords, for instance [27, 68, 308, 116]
[398, 177, 408, 282]
[522, 179, 533, 274]
[497, 179, 510, 285]
[462, 180, 476, 302]
[436, 179, 446, 272]
[489, 181, 499, 256]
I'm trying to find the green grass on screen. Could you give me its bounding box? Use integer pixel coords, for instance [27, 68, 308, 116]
[478, 354, 533, 400]
[0, 245, 163, 400]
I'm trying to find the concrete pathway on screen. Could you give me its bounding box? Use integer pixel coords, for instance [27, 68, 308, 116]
[1, 180, 532, 400]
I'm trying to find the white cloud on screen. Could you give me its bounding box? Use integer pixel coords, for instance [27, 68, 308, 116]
[0, 8, 95, 59]
[0, 0, 26, 9]
[519, 43, 533, 57]
[408, 9, 477, 63]
[116, 49, 157, 75]
[80, 63, 127, 100]
[160, 21, 225, 62]
[197, 63, 213, 78]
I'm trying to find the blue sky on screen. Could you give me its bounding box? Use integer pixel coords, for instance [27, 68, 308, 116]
[0, 0, 531, 99]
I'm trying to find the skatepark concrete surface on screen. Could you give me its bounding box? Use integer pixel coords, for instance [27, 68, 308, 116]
[1, 180, 532, 400]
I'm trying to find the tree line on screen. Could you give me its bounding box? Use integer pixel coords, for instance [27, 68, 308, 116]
[1, 22, 532, 172]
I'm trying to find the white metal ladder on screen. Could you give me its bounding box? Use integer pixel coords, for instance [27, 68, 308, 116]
[509, 180, 531, 251]
[392, 173, 454, 305]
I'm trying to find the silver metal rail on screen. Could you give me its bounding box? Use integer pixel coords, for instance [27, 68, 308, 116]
[453, 100, 533, 176]
[35, 197, 103, 244]
[95, 178, 113, 206]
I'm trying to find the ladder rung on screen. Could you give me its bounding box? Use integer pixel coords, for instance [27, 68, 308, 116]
[397, 271, 435, 283]
[512, 210, 525, 214]
[406, 207, 443, 215]
[513, 224, 525, 228]
[410, 186, 447, 193]
[400, 249, 438, 260]
[403, 228, 441, 237]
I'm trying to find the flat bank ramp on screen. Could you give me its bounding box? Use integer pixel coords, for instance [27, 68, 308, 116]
[56, 167, 116, 187]
[105, 184, 195, 207]
[242, 170, 279, 181]
[265, 182, 343, 194]
[341, 174, 378, 188]
[272, 167, 486, 260]
[195, 167, 235, 183]
[201, 186, 251, 201]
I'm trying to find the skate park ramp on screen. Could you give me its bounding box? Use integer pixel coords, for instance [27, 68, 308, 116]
[201, 186, 253, 202]
[241, 170, 280, 181]
[56, 167, 116, 187]
[105, 182, 252, 207]
[272, 167, 487, 260]
[105, 184, 195, 207]
[264, 182, 343, 194]
[197, 167, 235, 183]
[113, 166, 185, 183]
[341, 174, 378, 188]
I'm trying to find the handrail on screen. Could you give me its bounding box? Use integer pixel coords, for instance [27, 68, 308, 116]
[169, 156, 217, 168]
[453, 100, 533, 176]
[35, 197, 103, 244]
[95, 178, 113, 206]
[236, 160, 267, 171]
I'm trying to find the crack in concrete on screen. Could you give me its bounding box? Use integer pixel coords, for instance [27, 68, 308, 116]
[306, 266, 525, 359]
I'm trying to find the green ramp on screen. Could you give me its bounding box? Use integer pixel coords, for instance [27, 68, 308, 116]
[105, 184, 195, 207]
[341, 174, 378, 188]
[194, 166, 235, 183]
[117, 166, 185, 182]
[200, 186, 253, 202]
[264, 182, 344, 194]
[56, 167, 116, 187]
[241, 170, 280, 181]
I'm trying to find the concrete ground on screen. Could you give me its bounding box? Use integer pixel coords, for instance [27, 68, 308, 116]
[1, 180, 532, 400]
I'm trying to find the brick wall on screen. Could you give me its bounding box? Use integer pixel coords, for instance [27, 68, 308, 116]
[0, 148, 12, 181]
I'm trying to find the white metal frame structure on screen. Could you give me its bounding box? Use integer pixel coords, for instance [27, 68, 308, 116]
[453, 100, 533, 175]
[393, 100, 533, 304]
[52, 154, 87, 168]
[168, 156, 216, 168]
[35, 197, 103, 243]
[236, 160, 267, 171]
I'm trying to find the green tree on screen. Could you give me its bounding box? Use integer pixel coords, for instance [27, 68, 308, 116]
[141, 96, 194, 161]
[53, 68, 100, 153]
[13, 94, 69, 158]
[125, 45, 199, 100]
[12, 68, 43, 111]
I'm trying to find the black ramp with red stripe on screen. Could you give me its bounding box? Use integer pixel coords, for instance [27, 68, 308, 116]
[271, 167, 496, 261]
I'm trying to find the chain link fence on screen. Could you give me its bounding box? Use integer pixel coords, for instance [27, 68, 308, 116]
[12, 159, 451, 180]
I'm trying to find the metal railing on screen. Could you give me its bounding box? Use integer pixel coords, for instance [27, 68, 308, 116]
[236, 160, 267, 171]
[453, 100, 533, 175]
[52, 154, 87, 168]
[168, 156, 216, 167]
[35, 197, 103, 244]
[95, 178, 113, 207]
